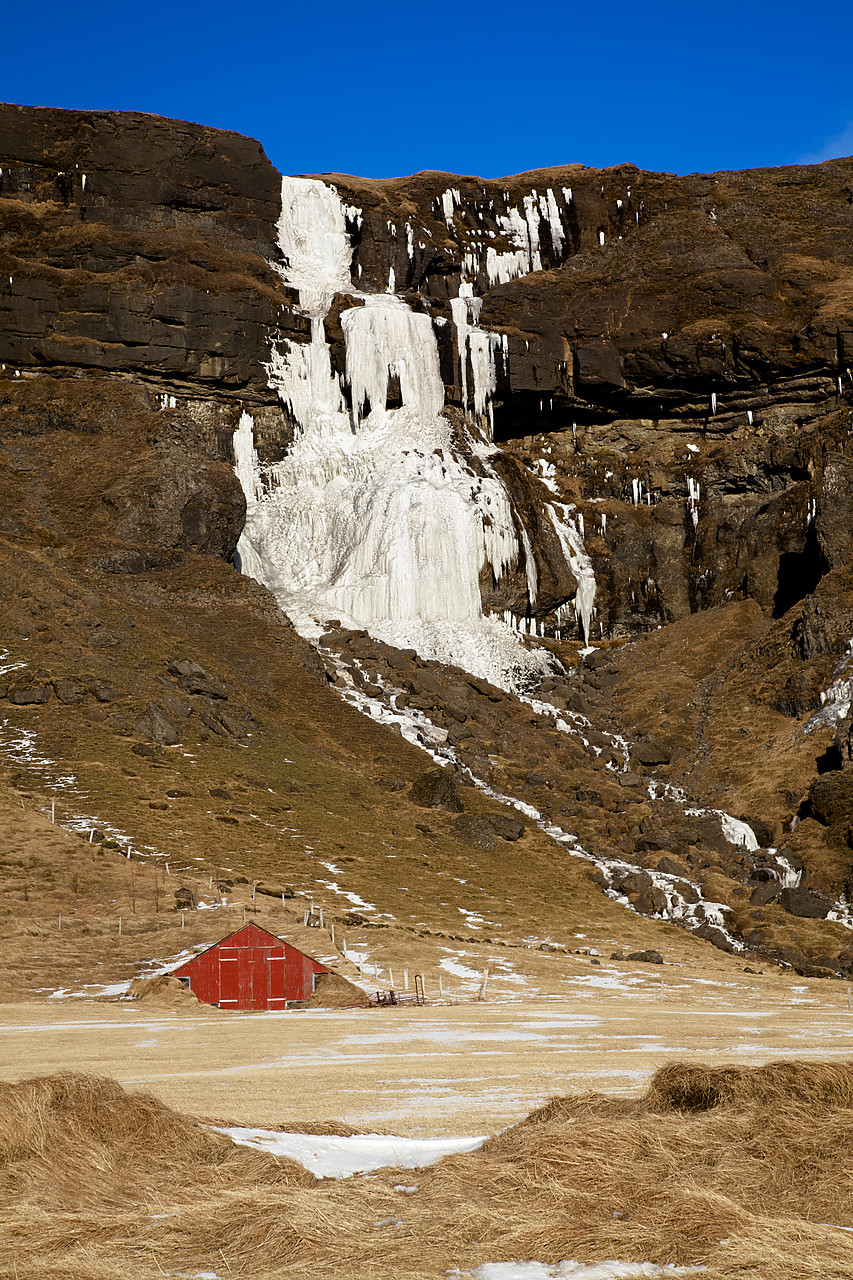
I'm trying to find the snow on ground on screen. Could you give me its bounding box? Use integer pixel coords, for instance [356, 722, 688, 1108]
[39, 945, 213, 1001]
[216, 1126, 486, 1178]
[465, 1263, 705, 1279]
[47, 982, 131, 999]
[440, 958, 486, 986]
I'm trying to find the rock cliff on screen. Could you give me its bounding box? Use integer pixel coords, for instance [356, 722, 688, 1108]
[3, 102, 853, 982]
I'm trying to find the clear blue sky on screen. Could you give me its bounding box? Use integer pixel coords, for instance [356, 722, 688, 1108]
[4, 0, 852, 179]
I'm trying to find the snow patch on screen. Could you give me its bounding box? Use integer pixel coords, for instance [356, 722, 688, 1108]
[217, 1126, 486, 1178]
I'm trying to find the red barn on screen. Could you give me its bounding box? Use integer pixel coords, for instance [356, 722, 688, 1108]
[172, 922, 330, 1010]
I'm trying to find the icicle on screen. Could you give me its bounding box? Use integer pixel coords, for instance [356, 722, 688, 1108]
[687, 476, 700, 530]
[450, 281, 499, 429]
[441, 188, 461, 227]
[548, 504, 596, 645]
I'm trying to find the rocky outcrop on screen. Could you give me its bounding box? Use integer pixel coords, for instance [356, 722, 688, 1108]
[0, 103, 284, 398]
[3, 107, 851, 650]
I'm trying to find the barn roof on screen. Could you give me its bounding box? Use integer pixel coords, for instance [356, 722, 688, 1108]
[172, 921, 330, 974]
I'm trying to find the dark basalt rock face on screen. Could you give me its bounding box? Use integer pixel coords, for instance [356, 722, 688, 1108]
[0, 103, 284, 399]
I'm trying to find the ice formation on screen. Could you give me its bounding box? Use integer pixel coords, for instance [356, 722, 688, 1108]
[547, 505, 597, 644]
[233, 176, 562, 691]
[449, 282, 500, 427]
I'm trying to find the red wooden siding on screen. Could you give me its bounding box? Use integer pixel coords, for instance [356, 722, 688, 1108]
[172, 922, 329, 1010]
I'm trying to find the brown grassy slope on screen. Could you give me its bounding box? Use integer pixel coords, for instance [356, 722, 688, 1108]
[5, 1063, 853, 1280]
[0, 766, 727, 1002]
[0, 429, 756, 999]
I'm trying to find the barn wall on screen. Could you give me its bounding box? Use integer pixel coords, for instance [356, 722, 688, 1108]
[173, 924, 328, 1010]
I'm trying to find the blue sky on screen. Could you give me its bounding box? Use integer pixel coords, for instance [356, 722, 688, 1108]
[4, 0, 852, 179]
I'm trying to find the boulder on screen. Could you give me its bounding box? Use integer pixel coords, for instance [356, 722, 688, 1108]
[52, 678, 85, 705]
[134, 703, 180, 747]
[409, 768, 464, 812]
[179, 671, 228, 699]
[673, 878, 700, 904]
[217, 710, 247, 738]
[90, 680, 121, 703]
[614, 870, 653, 896]
[631, 739, 672, 766]
[749, 880, 780, 907]
[487, 813, 526, 842]
[8, 685, 50, 704]
[627, 949, 664, 964]
[808, 771, 853, 827]
[633, 887, 668, 915]
[656, 856, 690, 878]
[779, 886, 832, 919]
[692, 922, 738, 953]
[453, 812, 526, 850]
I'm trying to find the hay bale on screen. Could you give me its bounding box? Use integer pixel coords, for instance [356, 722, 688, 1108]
[644, 1059, 853, 1113]
[127, 973, 208, 1012]
[304, 971, 371, 1008]
[0, 1071, 233, 1167]
[0, 1072, 315, 1197]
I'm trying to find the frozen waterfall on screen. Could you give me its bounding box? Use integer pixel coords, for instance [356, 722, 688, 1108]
[233, 176, 556, 691]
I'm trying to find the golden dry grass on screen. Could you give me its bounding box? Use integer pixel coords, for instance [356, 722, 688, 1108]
[4, 1061, 853, 1279]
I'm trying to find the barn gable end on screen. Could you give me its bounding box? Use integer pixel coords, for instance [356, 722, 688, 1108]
[172, 922, 330, 1010]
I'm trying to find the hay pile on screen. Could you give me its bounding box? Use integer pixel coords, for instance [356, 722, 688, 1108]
[5, 1061, 853, 1279]
[127, 973, 209, 1011]
[0, 1073, 315, 1280]
[402, 1059, 853, 1280]
[304, 970, 372, 1008]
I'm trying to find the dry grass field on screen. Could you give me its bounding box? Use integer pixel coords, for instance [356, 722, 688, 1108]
[3, 1051, 853, 1280]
